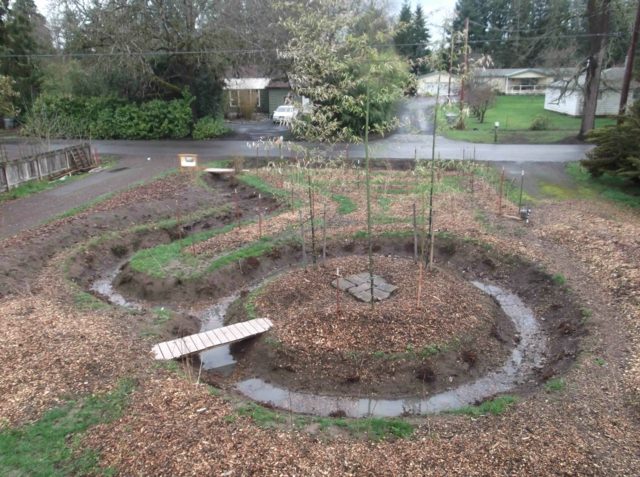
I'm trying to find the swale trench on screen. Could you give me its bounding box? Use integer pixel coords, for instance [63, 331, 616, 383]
[73, 220, 584, 418]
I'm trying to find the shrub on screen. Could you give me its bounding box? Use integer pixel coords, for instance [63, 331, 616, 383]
[583, 100, 640, 182]
[23, 93, 194, 140]
[529, 115, 550, 131]
[192, 116, 230, 139]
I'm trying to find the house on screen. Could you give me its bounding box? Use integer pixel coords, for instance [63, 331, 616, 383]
[223, 65, 303, 118]
[544, 68, 639, 116]
[416, 71, 461, 97]
[223, 77, 271, 118]
[474, 68, 573, 95]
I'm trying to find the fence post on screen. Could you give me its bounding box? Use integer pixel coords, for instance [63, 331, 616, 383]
[35, 154, 43, 181]
[0, 162, 8, 192]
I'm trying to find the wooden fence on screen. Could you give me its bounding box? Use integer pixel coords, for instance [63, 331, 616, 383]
[0, 143, 96, 193]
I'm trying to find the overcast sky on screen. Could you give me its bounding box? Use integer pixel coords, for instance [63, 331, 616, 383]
[34, 0, 457, 42]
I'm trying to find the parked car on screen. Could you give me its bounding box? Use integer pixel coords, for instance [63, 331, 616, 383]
[272, 105, 298, 124]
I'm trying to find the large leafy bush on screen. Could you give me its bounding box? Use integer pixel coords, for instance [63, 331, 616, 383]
[23, 94, 194, 139]
[192, 116, 230, 139]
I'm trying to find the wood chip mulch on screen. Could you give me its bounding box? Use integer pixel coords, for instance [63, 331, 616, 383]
[257, 256, 494, 355]
[0, 281, 146, 427]
[2, 167, 640, 475]
[535, 200, 640, 407]
[82, 373, 634, 476]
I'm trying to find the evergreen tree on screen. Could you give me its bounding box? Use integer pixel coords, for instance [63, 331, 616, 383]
[0, 0, 9, 47]
[582, 100, 640, 182]
[453, 0, 491, 56]
[409, 5, 430, 74]
[1, 0, 49, 111]
[452, 0, 600, 67]
[394, 1, 413, 58]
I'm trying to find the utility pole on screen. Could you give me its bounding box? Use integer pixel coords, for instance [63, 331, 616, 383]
[460, 17, 469, 104]
[448, 27, 455, 97]
[618, 0, 640, 119]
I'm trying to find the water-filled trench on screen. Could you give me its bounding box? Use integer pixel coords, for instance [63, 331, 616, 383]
[92, 264, 548, 417]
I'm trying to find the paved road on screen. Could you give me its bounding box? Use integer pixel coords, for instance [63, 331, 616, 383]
[395, 97, 436, 136]
[15, 135, 587, 163]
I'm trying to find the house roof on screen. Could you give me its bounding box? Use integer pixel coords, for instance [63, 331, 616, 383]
[547, 67, 637, 91]
[417, 71, 460, 81]
[266, 79, 291, 89]
[476, 67, 574, 78]
[224, 78, 271, 90]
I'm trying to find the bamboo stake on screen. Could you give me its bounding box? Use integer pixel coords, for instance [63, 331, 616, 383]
[307, 173, 317, 266]
[498, 167, 505, 216]
[518, 170, 525, 211]
[428, 210, 435, 271]
[322, 202, 327, 262]
[299, 208, 307, 266]
[335, 268, 341, 317]
[234, 187, 240, 223]
[413, 202, 418, 263]
[365, 82, 374, 307]
[417, 261, 424, 309]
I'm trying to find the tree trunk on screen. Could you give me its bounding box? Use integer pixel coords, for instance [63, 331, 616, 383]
[579, 0, 611, 140]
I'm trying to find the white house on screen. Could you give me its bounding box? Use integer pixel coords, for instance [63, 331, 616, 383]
[416, 71, 460, 97]
[544, 68, 639, 116]
[474, 68, 573, 95]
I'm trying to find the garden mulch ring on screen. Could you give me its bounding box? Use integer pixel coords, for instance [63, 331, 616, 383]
[256, 256, 498, 354]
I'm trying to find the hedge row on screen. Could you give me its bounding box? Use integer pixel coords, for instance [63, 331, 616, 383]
[24, 94, 194, 139]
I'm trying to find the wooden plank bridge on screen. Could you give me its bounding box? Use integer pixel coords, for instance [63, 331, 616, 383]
[152, 318, 273, 360]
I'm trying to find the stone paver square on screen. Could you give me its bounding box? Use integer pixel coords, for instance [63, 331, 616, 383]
[331, 277, 357, 291]
[331, 272, 397, 303]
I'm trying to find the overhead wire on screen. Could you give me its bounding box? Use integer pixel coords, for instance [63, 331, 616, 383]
[0, 31, 626, 60]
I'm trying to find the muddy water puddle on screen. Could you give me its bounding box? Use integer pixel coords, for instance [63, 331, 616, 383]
[90, 262, 141, 310]
[235, 282, 547, 417]
[199, 294, 238, 372]
[90, 265, 245, 373]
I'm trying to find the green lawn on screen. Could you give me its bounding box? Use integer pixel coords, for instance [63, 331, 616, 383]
[0, 379, 134, 476]
[538, 162, 640, 208]
[440, 96, 616, 144]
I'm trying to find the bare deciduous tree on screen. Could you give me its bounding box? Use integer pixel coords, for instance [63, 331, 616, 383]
[464, 78, 495, 123]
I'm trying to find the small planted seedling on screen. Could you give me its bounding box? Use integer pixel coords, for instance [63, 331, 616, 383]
[544, 377, 566, 392]
[452, 395, 517, 416]
[580, 307, 593, 325]
[552, 274, 567, 286]
[594, 357, 606, 367]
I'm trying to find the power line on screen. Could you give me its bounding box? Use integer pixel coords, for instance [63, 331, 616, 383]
[0, 32, 625, 60]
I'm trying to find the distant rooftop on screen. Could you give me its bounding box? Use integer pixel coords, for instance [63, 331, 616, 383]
[475, 68, 576, 78]
[548, 67, 636, 90]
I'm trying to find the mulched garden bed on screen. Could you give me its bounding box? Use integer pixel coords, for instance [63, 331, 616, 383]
[227, 255, 516, 397]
